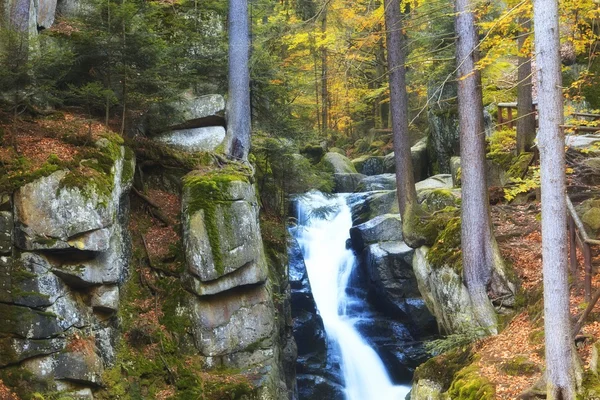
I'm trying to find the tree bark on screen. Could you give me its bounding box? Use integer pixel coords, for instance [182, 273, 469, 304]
[384, 0, 418, 232]
[455, 0, 498, 334]
[321, 5, 328, 136]
[225, 0, 252, 162]
[516, 17, 536, 154]
[533, 0, 581, 397]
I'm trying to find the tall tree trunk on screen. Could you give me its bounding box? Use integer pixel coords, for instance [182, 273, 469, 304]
[225, 0, 252, 161]
[384, 0, 419, 244]
[455, 0, 498, 334]
[375, 33, 388, 129]
[533, 0, 581, 397]
[516, 17, 535, 154]
[320, 5, 328, 137]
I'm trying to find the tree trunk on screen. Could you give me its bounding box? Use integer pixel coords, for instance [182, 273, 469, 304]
[516, 17, 536, 154]
[455, 0, 498, 334]
[384, 0, 419, 242]
[533, 0, 581, 397]
[321, 5, 328, 136]
[225, 0, 252, 162]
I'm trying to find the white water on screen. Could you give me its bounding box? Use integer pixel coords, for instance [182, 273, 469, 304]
[295, 192, 411, 400]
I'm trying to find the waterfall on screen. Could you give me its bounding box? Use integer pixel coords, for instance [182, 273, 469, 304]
[294, 191, 411, 400]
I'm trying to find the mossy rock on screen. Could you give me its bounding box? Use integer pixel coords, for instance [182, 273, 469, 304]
[499, 355, 539, 376]
[413, 346, 473, 392]
[354, 138, 370, 153]
[427, 217, 462, 274]
[300, 143, 325, 163]
[446, 362, 495, 399]
[507, 152, 534, 179]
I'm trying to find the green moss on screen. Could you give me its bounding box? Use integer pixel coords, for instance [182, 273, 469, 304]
[183, 168, 250, 276]
[507, 152, 534, 179]
[0, 365, 52, 400]
[427, 217, 463, 274]
[576, 370, 600, 400]
[121, 146, 135, 185]
[128, 137, 214, 171]
[499, 355, 540, 376]
[413, 346, 473, 392]
[447, 362, 495, 399]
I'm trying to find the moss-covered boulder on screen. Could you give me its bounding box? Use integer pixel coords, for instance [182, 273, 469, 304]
[412, 246, 479, 335]
[576, 198, 600, 238]
[182, 169, 268, 296]
[352, 155, 386, 176]
[321, 152, 357, 174]
[13, 138, 128, 251]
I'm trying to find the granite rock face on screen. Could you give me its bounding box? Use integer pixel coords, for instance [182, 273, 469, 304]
[0, 139, 133, 396]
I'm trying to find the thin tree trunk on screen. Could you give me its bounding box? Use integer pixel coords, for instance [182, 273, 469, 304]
[533, 0, 581, 397]
[321, 5, 328, 136]
[516, 17, 535, 154]
[455, 0, 498, 333]
[384, 0, 418, 238]
[225, 0, 252, 161]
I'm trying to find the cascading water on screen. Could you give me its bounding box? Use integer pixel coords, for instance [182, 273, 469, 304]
[294, 191, 410, 400]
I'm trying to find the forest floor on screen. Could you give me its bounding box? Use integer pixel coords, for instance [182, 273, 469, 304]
[466, 201, 600, 399]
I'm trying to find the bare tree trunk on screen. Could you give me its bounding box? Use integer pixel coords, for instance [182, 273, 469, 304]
[384, 0, 419, 243]
[533, 0, 581, 397]
[225, 0, 252, 162]
[516, 17, 535, 154]
[321, 5, 328, 137]
[455, 0, 498, 334]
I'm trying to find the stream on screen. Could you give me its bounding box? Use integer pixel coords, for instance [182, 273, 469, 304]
[293, 191, 411, 400]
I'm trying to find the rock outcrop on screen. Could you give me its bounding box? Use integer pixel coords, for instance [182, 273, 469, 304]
[0, 136, 133, 395]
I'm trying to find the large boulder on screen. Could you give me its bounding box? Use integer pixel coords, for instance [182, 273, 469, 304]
[322, 152, 357, 174]
[412, 246, 479, 334]
[363, 242, 436, 334]
[155, 126, 226, 152]
[350, 214, 402, 251]
[182, 171, 268, 296]
[333, 173, 366, 193]
[355, 173, 397, 192]
[383, 137, 429, 182]
[349, 190, 398, 225]
[13, 140, 127, 251]
[352, 155, 386, 176]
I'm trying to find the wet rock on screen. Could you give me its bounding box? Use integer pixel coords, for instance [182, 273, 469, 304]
[333, 173, 366, 193]
[293, 310, 326, 357]
[364, 242, 421, 309]
[0, 211, 12, 255]
[322, 152, 357, 174]
[349, 190, 398, 225]
[350, 214, 402, 251]
[356, 173, 397, 192]
[297, 375, 345, 400]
